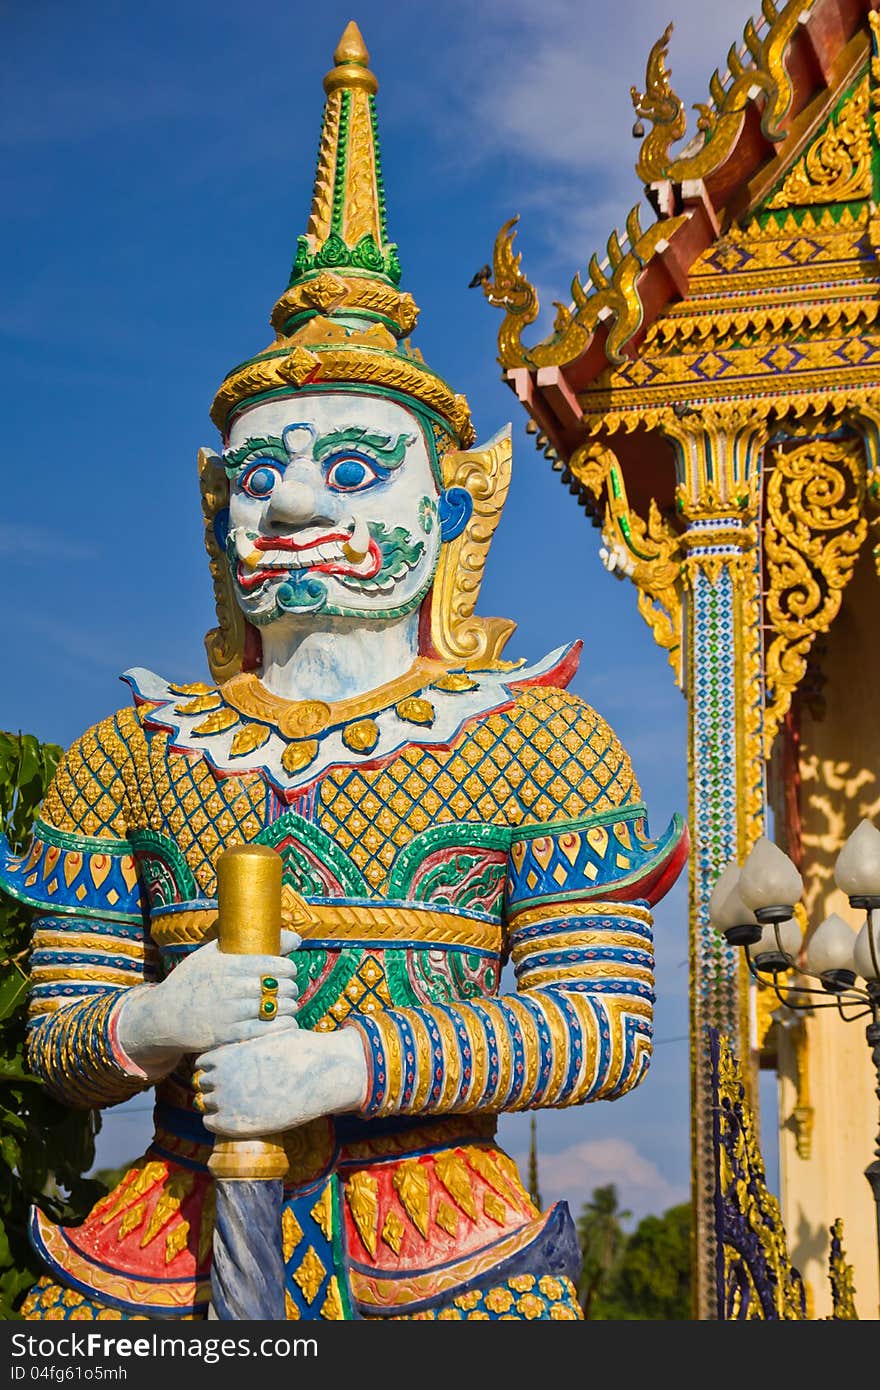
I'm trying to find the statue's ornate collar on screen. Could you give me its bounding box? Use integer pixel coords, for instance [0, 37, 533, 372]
[221, 657, 449, 741]
[121, 644, 576, 797]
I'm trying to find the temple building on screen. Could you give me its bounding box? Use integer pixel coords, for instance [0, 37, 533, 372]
[481, 0, 880, 1319]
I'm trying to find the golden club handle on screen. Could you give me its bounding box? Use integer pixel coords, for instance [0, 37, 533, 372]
[207, 843, 289, 1181]
[217, 842, 283, 956]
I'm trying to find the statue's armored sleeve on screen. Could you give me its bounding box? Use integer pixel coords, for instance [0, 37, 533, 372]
[346, 695, 686, 1119]
[0, 709, 156, 1108]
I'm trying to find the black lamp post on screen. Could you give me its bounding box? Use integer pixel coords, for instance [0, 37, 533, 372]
[709, 820, 880, 1310]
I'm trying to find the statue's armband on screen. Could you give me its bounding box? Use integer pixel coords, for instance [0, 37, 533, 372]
[347, 806, 687, 1120]
[1, 819, 156, 1107]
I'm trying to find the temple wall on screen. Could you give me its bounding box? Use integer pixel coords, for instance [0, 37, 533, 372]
[778, 544, 880, 1319]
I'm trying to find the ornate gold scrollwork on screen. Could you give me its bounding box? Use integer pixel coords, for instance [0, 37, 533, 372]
[767, 77, 871, 208]
[566, 441, 612, 505]
[763, 437, 867, 754]
[827, 1219, 859, 1319]
[569, 442, 684, 681]
[199, 448, 248, 685]
[851, 404, 880, 576]
[429, 429, 517, 669]
[869, 11, 880, 251]
[716, 1031, 808, 1320]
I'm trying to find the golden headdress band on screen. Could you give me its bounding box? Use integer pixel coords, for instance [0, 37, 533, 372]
[210, 22, 475, 449]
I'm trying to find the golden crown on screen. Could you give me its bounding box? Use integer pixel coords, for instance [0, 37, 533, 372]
[202, 24, 515, 686]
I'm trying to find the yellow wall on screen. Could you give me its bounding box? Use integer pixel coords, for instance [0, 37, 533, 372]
[778, 543, 880, 1319]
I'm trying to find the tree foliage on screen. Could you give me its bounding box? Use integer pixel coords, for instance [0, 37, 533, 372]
[576, 1185, 692, 1320]
[0, 732, 105, 1319]
[597, 1201, 691, 1319]
[575, 1182, 631, 1318]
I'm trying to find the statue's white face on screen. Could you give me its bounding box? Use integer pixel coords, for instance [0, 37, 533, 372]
[224, 392, 441, 627]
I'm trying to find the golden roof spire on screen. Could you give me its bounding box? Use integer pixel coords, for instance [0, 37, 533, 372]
[324, 20, 377, 95]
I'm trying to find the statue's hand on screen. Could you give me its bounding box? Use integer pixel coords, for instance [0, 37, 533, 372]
[195, 1026, 368, 1137]
[115, 929, 301, 1075]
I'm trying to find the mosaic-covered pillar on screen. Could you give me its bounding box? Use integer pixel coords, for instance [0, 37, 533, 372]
[664, 408, 768, 1319]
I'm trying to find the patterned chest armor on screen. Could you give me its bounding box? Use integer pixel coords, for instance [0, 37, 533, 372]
[2, 647, 686, 1319]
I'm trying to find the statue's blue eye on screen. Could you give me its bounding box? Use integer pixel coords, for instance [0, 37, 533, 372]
[241, 462, 281, 498]
[326, 453, 382, 492]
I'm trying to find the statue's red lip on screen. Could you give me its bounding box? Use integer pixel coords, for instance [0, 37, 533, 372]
[237, 562, 289, 591]
[254, 531, 349, 552]
[236, 538, 382, 589]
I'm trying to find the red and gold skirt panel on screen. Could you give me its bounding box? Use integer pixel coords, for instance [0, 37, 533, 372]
[21, 1117, 583, 1321]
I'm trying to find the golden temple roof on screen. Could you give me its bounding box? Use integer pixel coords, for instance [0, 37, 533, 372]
[481, 0, 877, 472]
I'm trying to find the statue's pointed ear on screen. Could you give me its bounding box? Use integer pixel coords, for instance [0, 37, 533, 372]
[199, 447, 249, 684]
[428, 426, 517, 669]
[438, 487, 473, 543]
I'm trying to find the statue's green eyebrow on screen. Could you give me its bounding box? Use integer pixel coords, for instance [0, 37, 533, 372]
[223, 435, 288, 475]
[312, 428, 415, 469]
[223, 427, 416, 479]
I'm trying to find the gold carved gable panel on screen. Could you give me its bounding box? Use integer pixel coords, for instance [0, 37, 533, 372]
[765, 74, 871, 212]
[577, 206, 880, 434]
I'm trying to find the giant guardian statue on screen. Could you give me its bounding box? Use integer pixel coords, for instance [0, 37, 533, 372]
[2, 23, 687, 1321]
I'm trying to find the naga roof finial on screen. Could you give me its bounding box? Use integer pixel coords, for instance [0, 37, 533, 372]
[631, 23, 687, 184]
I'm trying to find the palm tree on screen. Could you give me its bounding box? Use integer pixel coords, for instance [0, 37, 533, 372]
[527, 1115, 541, 1208]
[576, 1183, 631, 1318]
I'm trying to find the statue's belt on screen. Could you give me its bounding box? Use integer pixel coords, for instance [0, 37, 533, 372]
[150, 1102, 500, 1179]
[149, 900, 505, 953]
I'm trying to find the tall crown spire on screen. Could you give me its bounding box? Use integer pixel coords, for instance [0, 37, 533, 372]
[290, 20, 399, 290]
[210, 22, 474, 453]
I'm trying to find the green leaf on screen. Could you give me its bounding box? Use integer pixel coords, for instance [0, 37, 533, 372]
[0, 1261, 39, 1316]
[0, 1217, 11, 1268]
[0, 1108, 26, 1137]
[41, 744, 62, 788]
[0, 965, 28, 1023]
[0, 727, 99, 1314]
[0, 1135, 20, 1171]
[0, 1054, 41, 1083]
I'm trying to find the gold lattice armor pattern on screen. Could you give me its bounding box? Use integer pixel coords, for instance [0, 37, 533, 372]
[41, 708, 269, 894]
[42, 710, 139, 840]
[318, 686, 639, 891]
[39, 687, 636, 898]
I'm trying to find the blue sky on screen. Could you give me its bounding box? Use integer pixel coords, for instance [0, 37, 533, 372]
[1, 0, 777, 1224]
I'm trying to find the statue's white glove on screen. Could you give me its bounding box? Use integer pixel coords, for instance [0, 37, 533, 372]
[195, 1025, 368, 1137]
[115, 929, 301, 1076]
